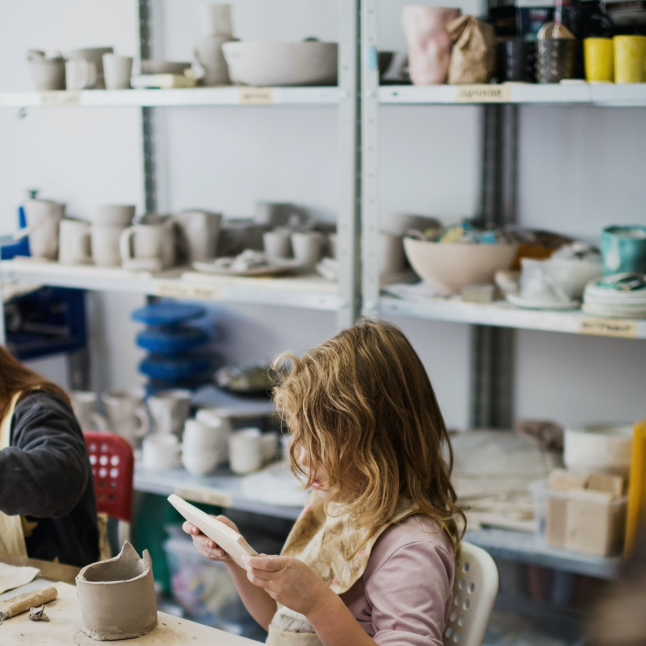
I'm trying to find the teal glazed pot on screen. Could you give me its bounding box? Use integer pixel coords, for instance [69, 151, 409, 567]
[601, 226, 646, 276]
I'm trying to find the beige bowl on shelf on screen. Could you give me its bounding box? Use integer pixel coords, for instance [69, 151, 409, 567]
[564, 424, 633, 476]
[222, 41, 338, 86]
[403, 237, 518, 295]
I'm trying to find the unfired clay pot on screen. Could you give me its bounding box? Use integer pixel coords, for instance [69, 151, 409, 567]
[76, 541, 157, 641]
[402, 6, 461, 85]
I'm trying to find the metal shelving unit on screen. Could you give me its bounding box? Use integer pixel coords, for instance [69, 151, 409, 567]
[0, 0, 361, 330]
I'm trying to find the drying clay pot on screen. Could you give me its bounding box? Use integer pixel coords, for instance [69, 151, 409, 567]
[76, 541, 157, 641]
[402, 6, 461, 85]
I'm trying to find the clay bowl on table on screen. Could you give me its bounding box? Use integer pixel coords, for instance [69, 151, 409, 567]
[403, 237, 518, 295]
[222, 41, 338, 86]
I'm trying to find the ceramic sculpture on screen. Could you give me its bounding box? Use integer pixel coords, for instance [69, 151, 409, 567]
[76, 541, 157, 641]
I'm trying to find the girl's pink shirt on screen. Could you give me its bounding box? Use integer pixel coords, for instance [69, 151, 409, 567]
[340, 515, 455, 646]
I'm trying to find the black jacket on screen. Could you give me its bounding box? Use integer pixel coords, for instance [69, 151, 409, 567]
[0, 391, 99, 567]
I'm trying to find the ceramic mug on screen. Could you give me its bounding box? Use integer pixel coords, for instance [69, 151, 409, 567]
[195, 35, 231, 86]
[65, 59, 97, 90]
[536, 39, 578, 83]
[22, 199, 65, 260]
[147, 389, 192, 436]
[183, 418, 220, 447]
[101, 389, 149, 446]
[614, 35, 646, 83]
[584, 38, 614, 82]
[263, 230, 292, 260]
[601, 226, 646, 275]
[182, 446, 220, 476]
[198, 3, 233, 37]
[259, 431, 279, 464]
[103, 54, 133, 90]
[69, 391, 109, 431]
[175, 210, 222, 262]
[67, 47, 113, 89]
[195, 408, 231, 458]
[142, 433, 180, 470]
[519, 258, 576, 305]
[58, 219, 92, 265]
[91, 225, 127, 266]
[291, 231, 323, 268]
[229, 428, 262, 475]
[92, 205, 135, 227]
[402, 6, 461, 85]
[120, 219, 176, 269]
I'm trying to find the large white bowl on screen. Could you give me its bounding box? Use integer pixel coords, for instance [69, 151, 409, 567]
[222, 41, 338, 86]
[403, 238, 518, 295]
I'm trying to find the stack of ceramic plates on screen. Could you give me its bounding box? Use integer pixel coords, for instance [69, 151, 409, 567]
[583, 273, 646, 318]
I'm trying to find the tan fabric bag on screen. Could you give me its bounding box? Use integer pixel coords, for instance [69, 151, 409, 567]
[447, 15, 497, 84]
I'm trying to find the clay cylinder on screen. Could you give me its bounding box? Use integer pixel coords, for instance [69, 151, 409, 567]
[76, 541, 157, 641]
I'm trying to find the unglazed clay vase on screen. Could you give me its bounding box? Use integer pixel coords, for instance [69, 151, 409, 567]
[76, 541, 157, 641]
[402, 5, 461, 84]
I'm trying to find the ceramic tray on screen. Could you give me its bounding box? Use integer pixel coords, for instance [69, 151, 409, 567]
[192, 258, 302, 277]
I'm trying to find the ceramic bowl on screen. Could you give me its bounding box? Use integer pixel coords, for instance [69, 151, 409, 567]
[403, 238, 518, 295]
[141, 60, 192, 74]
[222, 41, 338, 86]
[182, 447, 220, 476]
[549, 257, 603, 299]
[28, 58, 66, 91]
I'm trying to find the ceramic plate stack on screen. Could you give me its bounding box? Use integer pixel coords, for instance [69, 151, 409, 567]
[583, 273, 646, 318]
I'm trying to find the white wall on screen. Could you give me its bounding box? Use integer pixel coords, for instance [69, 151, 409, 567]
[2, 0, 644, 429]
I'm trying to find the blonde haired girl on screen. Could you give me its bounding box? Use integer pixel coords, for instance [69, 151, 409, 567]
[184, 319, 464, 646]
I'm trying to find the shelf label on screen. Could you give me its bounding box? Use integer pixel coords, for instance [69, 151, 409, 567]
[578, 317, 637, 339]
[175, 486, 232, 508]
[154, 280, 221, 301]
[40, 91, 81, 107]
[455, 85, 511, 104]
[239, 87, 274, 105]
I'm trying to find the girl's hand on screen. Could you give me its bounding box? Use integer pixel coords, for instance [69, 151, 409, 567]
[182, 515, 241, 564]
[242, 555, 333, 617]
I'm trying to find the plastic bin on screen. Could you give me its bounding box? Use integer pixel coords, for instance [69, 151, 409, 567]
[163, 536, 250, 627]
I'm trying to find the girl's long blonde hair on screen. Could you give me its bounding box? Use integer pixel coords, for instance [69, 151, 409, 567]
[272, 318, 465, 551]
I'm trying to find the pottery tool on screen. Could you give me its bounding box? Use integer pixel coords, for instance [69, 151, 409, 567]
[0, 586, 57, 625]
[167, 494, 258, 568]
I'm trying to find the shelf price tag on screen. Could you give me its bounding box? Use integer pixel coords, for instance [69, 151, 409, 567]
[40, 91, 81, 107]
[154, 280, 221, 301]
[175, 485, 232, 509]
[455, 85, 511, 103]
[239, 87, 274, 105]
[578, 317, 637, 339]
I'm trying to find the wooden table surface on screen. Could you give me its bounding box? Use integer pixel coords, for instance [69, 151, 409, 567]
[0, 559, 257, 645]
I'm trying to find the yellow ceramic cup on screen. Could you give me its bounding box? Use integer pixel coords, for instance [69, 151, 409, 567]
[614, 35, 646, 83]
[584, 38, 614, 82]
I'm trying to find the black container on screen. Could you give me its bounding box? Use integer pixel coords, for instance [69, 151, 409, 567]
[503, 40, 537, 81]
[536, 39, 579, 82]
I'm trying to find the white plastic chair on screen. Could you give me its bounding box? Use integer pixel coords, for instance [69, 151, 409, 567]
[443, 541, 499, 646]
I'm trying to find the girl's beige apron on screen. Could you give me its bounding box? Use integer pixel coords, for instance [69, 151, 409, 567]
[0, 392, 28, 557]
[266, 494, 418, 646]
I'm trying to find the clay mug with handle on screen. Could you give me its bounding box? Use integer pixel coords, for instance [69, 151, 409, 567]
[58, 219, 92, 264]
[20, 198, 65, 260]
[101, 389, 150, 447]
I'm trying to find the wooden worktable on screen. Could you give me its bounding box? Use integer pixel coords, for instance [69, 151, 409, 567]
[0, 560, 257, 645]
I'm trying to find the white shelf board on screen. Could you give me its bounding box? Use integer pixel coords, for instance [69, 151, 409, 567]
[0, 87, 341, 109]
[134, 466, 302, 520]
[380, 295, 646, 339]
[465, 529, 621, 579]
[0, 260, 340, 311]
[379, 83, 646, 106]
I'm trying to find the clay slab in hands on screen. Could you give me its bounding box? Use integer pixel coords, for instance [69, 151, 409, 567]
[76, 541, 157, 641]
[168, 494, 258, 568]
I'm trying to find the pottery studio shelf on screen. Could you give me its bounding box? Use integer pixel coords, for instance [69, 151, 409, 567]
[0, 260, 340, 311]
[134, 466, 303, 521]
[379, 83, 646, 106]
[135, 465, 622, 579]
[0, 86, 341, 109]
[380, 294, 646, 340]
